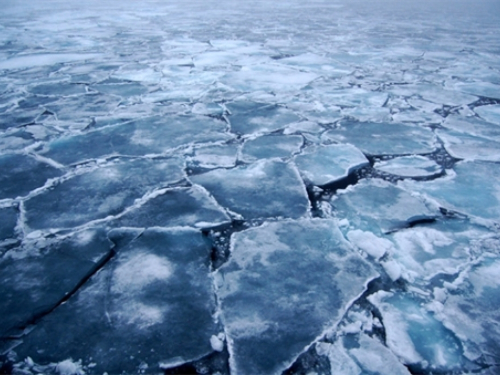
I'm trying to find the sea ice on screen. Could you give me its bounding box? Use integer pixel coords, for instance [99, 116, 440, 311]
[188, 143, 239, 169]
[374, 156, 443, 178]
[0, 154, 63, 200]
[442, 114, 500, 141]
[0, 228, 112, 337]
[25, 158, 185, 230]
[435, 255, 500, 363]
[228, 102, 301, 136]
[368, 291, 466, 372]
[216, 219, 378, 375]
[41, 115, 231, 165]
[0, 206, 17, 243]
[294, 144, 368, 186]
[0, 53, 102, 71]
[12, 228, 219, 374]
[388, 219, 494, 281]
[221, 64, 318, 93]
[454, 82, 500, 100]
[332, 179, 439, 234]
[240, 134, 303, 163]
[475, 104, 500, 126]
[401, 161, 500, 221]
[110, 186, 231, 229]
[189, 159, 309, 220]
[437, 128, 500, 162]
[323, 121, 436, 156]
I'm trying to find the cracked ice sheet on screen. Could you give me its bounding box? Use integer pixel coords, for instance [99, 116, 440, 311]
[189, 159, 309, 220]
[215, 219, 378, 375]
[24, 158, 185, 231]
[42, 115, 231, 165]
[368, 291, 469, 373]
[432, 255, 500, 364]
[437, 128, 500, 162]
[109, 186, 231, 229]
[294, 144, 369, 186]
[221, 64, 318, 93]
[475, 104, 500, 126]
[0, 154, 63, 200]
[227, 102, 301, 136]
[374, 156, 442, 178]
[0, 228, 112, 337]
[322, 121, 437, 156]
[332, 179, 439, 235]
[12, 227, 219, 374]
[401, 161, 500, 222]
[240, 134, 303, 163]
[316, 334, 411, 375]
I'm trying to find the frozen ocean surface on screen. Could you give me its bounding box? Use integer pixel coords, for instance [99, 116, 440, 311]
[1, 0, 500, 374]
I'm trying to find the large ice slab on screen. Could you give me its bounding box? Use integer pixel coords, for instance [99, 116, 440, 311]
[0, 206, 17, 243]
[401, 161, 500, 221]
[294, 144, 369, 186]
[368, 291, 467, 372]
[332, 179, 439, 234]
[454, 82, 500, 100]
[110, 186, 231, 229]
[388, 219, 494, 281]
[442, 115, 500, 141]
[0, 154, 63, 200]
[0, 53, 102, 71]
[188, 143, 239, 169]
[216, 219, 378, 375]
[475, 104, 500, 126]
[228, 102, 301, 136]
[42, 115, 231, 165]
[240, 134, 303, 163]
[189, 160, 309, 220]
[12, 227, 219, 374]
[221, 64, 318, 93]
[437, 128, 500, 161]
[25, 158, 185, 230]
[317, 334, 412, 375]
[323, 121, 437, 156]
[374, 155, 442, 178]
[435, 255, 500, 363]
[0, 228, 112, 337]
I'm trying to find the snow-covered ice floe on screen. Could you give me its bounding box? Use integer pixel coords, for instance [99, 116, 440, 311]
[1, 0, 500, 374]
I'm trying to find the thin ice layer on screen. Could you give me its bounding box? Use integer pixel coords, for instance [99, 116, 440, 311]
[400, 161, 500, 221]
[368, 291, 466, 371]
[189, 159, 309, 220]
[294, 144, 368, 186]
[25, 158, 185, 230]
[0, 206, 18, 242]
[12, 227, 218, 374]
[322, 121, 436, 156]
[0, 228, 112, 337]
[110, 186, 231, 229]
[0, 154, 63, 200]
[443, 115, 500, 141]
[221, 64, 318, 93]
[316, 334, 412, 375]
[437, 128, 500, 162]
[42, 115, 231, 165]
[388, 219, 494, 281]
[475, 105, 500, 126]
[228, 103, 300, 136]
[332, 179, 438, 234]
[240, 134, 303, 163]
[216, 219, 378, 375]
[436, 255, 500, 363]
[374, 156, 442, 178]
